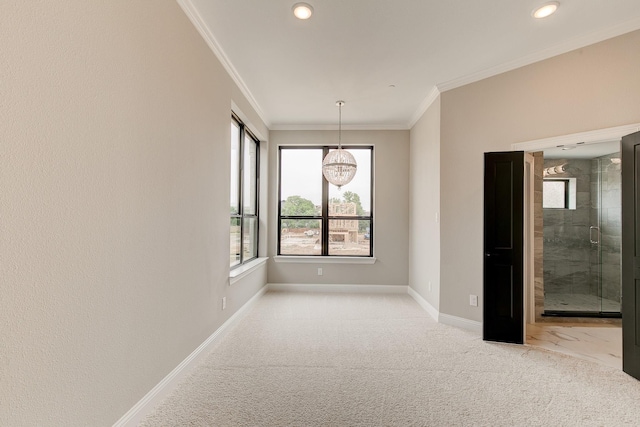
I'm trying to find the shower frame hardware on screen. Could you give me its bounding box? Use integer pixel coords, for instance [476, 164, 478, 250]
[543, 310, 621, 318]
[589, 226, 600, 245]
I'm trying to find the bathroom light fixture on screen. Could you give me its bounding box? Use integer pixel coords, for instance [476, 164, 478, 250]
[292, 2, 313, 19]
[543, 164, 566, 177]
[532, 2, 559, 19]
[322, 101, 357, 189]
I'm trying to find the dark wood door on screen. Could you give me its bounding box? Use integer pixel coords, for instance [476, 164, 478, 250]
[483, 152, 524, 344]
[622, 131, 640, 380]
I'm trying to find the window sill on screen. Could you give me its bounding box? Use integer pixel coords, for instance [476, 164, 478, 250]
[229, 257, 268, 285]
[274, 256, 376, 265]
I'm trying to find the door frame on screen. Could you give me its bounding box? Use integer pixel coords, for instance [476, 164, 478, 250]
[621, 131, 640, 380]
[511, 123, 640, 340]
[524, 153, 536, 325]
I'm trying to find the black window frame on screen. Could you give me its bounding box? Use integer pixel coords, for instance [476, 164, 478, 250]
[230, 113, 260, 269]
[277, 145, 374, 257]
[542, 178, 570, 209]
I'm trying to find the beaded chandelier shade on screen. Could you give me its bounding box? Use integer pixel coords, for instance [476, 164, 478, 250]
[322, 101, 357, 189]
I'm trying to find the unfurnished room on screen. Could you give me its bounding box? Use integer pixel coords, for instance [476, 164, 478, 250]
[3, 1, 640, 426]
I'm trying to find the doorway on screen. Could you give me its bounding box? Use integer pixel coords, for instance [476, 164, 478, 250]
[493, 124, 640, 375]
[540, 141, 622, 318]
[485, 126, 640, 379]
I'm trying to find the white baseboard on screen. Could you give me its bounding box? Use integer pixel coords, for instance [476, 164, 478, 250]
[113, 284, 268, 427]
[267, 283, 408, 294]
[439, 313, 482, 333]
[407, 287, 439, 322]
[270, 284, 483, 334]
[114, 282, 482, 426]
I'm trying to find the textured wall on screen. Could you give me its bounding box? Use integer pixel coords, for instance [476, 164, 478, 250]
[543, 159, 593, 298]
[439, 29, 640, 322]
[1, 1, 267, 425]
[408, 98, 441, 309]
[267, 130, 410, 286]
[533, 152, 544, 320]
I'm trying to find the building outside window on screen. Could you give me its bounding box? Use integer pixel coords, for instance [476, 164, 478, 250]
[230, 114, 259, 268]
[278, 146, 373, 257]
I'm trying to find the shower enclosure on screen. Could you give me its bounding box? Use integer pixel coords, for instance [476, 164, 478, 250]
[542, 148, 622, 317]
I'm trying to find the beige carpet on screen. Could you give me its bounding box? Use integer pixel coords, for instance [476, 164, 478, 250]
[140, 292, 640, 426]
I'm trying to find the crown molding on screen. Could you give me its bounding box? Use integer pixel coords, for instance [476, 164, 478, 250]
[407, 86, 440, 129]
[437, 16, 640, 93]
[270, 123, 410, 131]
[176, 0, 270, 127]
[179, 0, 640, 133]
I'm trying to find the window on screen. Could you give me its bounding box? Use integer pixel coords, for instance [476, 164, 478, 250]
[543, 178, 576, 209]
[278, 146, 373, 257]
[230, 114, 259, 268]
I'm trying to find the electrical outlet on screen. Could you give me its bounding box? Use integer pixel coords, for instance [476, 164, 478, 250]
[469, 294, 478, 307]
[222, 297, 227, 310]
[318, 268, 323, 276]
[428, 281, 432, 292]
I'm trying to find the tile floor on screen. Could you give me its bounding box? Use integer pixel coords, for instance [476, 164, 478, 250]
[526, 323, 622, 369]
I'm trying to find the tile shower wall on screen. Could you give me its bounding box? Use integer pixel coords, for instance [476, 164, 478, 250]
[591, 153, 621, 304]
[534, 152, 545, 321]
[543, 159, 592, 297]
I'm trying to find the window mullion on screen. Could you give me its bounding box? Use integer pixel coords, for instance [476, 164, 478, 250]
[254, 138, 260, 261]
[238, 125, 245, 265]
[321, 147, 329, 256]
[277, 147, 282, 255]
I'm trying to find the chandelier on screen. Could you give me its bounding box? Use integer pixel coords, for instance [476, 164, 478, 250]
[322, 101, 357, 189]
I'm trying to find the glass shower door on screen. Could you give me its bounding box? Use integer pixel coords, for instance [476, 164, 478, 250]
[542, 150, 621, 317]
[595, 154, 622, 314]
[589, 158, 603, 313]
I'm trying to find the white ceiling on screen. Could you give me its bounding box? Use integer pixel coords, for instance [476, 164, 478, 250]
[543, 140, 620, 159]
[183, 0, 640, 129]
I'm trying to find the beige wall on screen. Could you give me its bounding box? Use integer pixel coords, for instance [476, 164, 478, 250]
[5, 2, 640, 424]
[439, 29, 640, 322]
[267, 130, 410, 286]
[408, 98, 441, 308]
[1, 1, 267, 425]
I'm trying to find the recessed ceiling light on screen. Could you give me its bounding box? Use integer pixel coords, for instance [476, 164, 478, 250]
[292, 2, 313, 20]
[532, 2, 559, 19]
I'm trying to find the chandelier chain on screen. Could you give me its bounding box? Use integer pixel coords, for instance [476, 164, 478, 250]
[322, 100, 356, 189]
[338, 102, 342, 148]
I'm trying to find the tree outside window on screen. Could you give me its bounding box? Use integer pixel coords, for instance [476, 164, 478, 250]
[278, 146, 373, 257]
